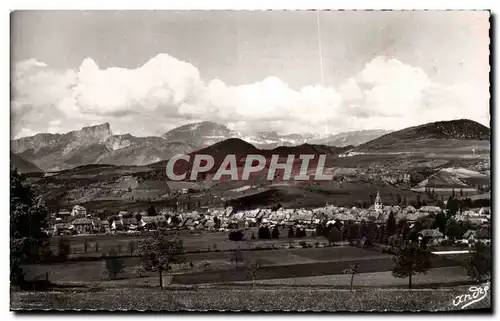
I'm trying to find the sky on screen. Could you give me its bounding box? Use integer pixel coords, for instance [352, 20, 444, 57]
[11, 10, 490, 138]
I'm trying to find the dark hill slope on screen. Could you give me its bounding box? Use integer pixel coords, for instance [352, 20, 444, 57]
[356, 119, 490, 152]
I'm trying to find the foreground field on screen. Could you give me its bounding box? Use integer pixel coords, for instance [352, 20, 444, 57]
[23, 246, 466, 289]
[10, 285, 491, 311]
[233, 267, 469, 287]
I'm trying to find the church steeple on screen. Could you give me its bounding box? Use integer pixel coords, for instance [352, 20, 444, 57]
[375, 191, 382, 213]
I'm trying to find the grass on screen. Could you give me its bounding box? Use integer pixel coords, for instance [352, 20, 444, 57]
[49, 228, 330, 258]
[10, 285, 491, 311]
[23, 245, 467, 289]
[234, 266, 470, 287]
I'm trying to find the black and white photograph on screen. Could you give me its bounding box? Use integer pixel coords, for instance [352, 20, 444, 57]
[9, 9, 491, 312]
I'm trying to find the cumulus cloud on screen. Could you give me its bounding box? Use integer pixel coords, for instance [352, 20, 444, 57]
[10, 54, 490, 139]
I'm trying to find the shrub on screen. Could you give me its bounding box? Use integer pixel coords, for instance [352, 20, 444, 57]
[128, 240, 136, 256]
[271, 226, 280, 239]
[228, 230, 244, 241]
[57, 237, 70, 261]
[299, 241, 307, 248]
[105, 249, 125, 279]
[258, 227, 271, 239]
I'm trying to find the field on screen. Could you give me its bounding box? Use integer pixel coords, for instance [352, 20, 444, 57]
[10, 285, 491, 311]
[48, 228, 325, 256]
[23, 243, 469, 289]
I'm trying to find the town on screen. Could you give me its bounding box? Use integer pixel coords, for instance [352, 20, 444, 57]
[49, 191, 491, 249]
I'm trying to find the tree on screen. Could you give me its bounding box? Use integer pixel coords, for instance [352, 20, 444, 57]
[464, 242, 491, 283]
[135, 213, 142, 224]
[147, 203, 158, 216]
[386, 211, 397, 238]
[246, 259, 261, 287]
[361, 221, 378, 247]
[228, 230, 244, 241]
[388, 234, 402, 250]
[315, 224, 325, 237]
[128, 240, 136, 256]
[271, 226, 280, 239]
[138, 232, 184, 288]
[251, 232, 256, 240]
[433, 212, 447, 234]
[398, 220, 410, 241]
[135, 265, 147, 278]
[105, 248, 125, 278]
[333, 221, 343, 231]
[83, 239, 89, 253]
[343, 262, 359, 291]
[446, 196, 459, 217]
[57, 237, 70, 261]
[214, 216, 221, 229]
[445, 218, 464, 240]
[10, 168, 50, 283]
[107, 216, 114, 228]
[347, 223, 361, 246]
[392, 241, 431, 289]
[397, 194, 402, 204]
[230, 248, 243, 267]
[288, 227, 295, 238]
[258, 226, 271, 239]
[378, 224, 386, 244]
[327, 227, 342, 246]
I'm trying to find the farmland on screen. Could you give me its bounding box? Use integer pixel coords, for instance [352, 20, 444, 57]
[23, 241, 469, 288]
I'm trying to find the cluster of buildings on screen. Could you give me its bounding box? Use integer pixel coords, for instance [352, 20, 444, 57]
[48, 192, 491, 248]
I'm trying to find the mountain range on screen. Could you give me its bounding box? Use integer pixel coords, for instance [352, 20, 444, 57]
[11, 121, 388, 172]
[10, 119, 490, 173]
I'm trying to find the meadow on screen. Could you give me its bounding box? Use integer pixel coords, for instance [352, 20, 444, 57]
[11, 285, 490, 311]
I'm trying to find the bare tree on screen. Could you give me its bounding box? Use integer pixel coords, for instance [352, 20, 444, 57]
[230, 248, 243, 268]
[246, 259, 261, 287]
[343, 262, 359, 291]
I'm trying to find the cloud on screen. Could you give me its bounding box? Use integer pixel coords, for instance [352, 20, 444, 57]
[11, 54, 489, 139]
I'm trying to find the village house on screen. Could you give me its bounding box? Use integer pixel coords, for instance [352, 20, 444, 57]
[111, 218, 124, 231]
[54, 223, 74, 235]
[55, 209, 73, 223]
[71, 205, 87, 217]
[419, 206, 442, 214]
[461, 230, 477, 245]
[461, 227, 491, 246]
[101, 220, 110, 233]
[419, 229, 444, 245]
[72, 218, 94, 234]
